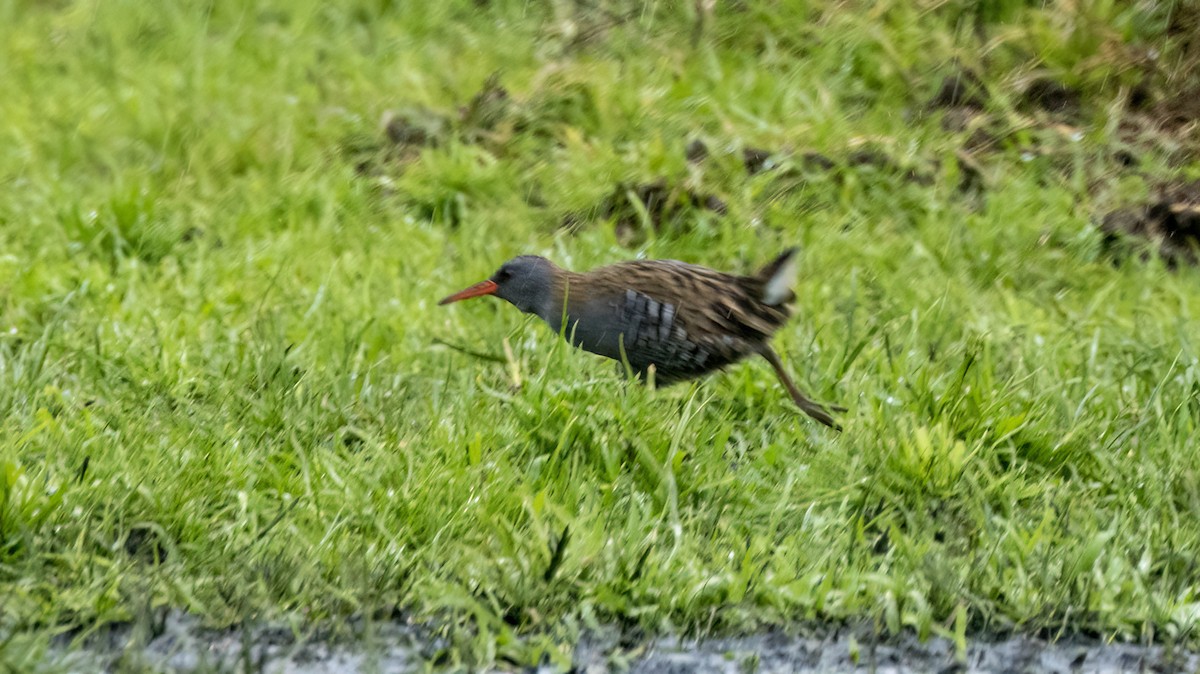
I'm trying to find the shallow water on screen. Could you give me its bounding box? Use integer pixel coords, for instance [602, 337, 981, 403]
[52, 611, 1198, 673]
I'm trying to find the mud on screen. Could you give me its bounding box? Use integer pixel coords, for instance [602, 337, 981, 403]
[381, 107, 448, 151]
[50, 612, 1200, 673]
[1020, 78, 1083, 118]
[927, 67, 988, 112]
[687, 138, 985, 195]
[1100, 180, 1200, 267]
[683, 138, 788, 175]
[685, 138, 936, 182]
[921, 43, 1200, 168]
[1132, 83, 1200, 139]
[561, 178, 728, 246]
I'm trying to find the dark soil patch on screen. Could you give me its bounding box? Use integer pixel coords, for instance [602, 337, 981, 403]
[924, 66, 999, 151]
[685, 140, 788, 175]
[1129, 80, 1200, 143]
[352, 72, 601, 178]
[842, 149, 932, 183]
[684, 138, 710, 163]
[342, 106, 448, 178]
[686, 138, 984, 193]
[561, 178, 727, 246]
[121, 524, 170, 565]
[919, 61, 1200, 193]
[1020, 78, 1083, 117]
[742, 146, 780, 175]
[1099, 180, 1200, 267]
[382, 109, 447, 149]
[1109, 69, 1200, 168]
[1166, 2, 1200, 56]
[686, 138, 917, 178]
[921, 33, 1200, 170]
[449, 71, 602, 146]
[928, 66, 988, 111]
[925, 66, 1091, 122]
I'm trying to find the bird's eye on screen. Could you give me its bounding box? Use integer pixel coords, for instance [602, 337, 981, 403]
[495, 267, 511, 282]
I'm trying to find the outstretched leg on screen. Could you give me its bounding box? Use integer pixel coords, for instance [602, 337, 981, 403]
[759, 346, 843, 431]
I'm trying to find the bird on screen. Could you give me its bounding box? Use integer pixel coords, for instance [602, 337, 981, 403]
[438, 248, 843, 429]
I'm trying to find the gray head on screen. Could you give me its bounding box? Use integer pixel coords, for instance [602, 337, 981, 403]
[438, 255, 561, 319]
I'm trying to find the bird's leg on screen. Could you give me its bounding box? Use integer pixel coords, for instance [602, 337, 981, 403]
[759, 346, 843, 431]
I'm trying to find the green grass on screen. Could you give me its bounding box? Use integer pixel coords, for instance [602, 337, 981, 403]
[3, 0, 1200, 669]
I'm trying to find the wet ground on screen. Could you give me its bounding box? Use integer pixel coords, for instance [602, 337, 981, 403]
[52, 612, 1199, 673]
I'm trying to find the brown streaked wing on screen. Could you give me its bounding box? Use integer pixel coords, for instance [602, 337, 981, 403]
[587, 258, 791, 352]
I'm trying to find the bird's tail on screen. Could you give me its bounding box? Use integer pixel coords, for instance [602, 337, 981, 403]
[754, 247, 798, 306]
